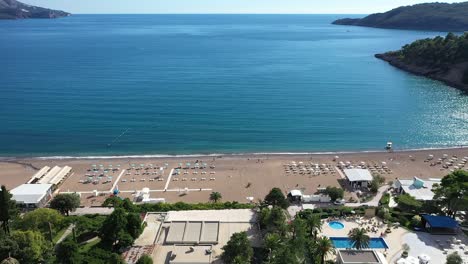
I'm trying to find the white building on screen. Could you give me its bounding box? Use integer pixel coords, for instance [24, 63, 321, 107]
[343, 169, 373, 188]
[394, 177, 441, 201]
[10, 184, 53, 208]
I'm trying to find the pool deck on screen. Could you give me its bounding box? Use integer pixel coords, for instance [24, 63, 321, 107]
[321, 218, 407, 261]
[322, 217, 468, 263]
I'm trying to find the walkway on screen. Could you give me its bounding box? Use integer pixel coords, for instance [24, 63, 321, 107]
[56, 223, 75, 244]
[345, 185, 389, 207]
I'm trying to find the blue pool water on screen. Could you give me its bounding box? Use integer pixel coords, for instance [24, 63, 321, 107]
[329, 221, 345, 230]
[1, 15, 467, 156]
[330, 237, 389, 249]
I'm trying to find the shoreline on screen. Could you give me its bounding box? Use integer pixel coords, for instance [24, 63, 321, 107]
[1, 145, 467, 161]
[375, 53, 468, 93]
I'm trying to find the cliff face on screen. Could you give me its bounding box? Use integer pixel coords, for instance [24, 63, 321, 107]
[375, 53, 468, 93]
[333, 2, 468, 31]
[0, 0, 70, 19]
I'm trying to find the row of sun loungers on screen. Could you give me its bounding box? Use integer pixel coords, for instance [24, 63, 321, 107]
[172, 177, 216, 181]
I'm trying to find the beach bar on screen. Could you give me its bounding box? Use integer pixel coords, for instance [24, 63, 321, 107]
[343, 169, 373, 188]
[421, 214, 459, 234]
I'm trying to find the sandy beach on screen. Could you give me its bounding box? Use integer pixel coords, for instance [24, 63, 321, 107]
[1, 147, 467, 206]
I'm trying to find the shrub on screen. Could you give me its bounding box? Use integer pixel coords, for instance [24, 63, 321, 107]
[379, 193, 390, 206]
[411, 215, 422, 227]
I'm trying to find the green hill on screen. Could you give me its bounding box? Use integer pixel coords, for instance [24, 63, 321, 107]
[333, 2, 468, 31]
[376, 33, 468, 92]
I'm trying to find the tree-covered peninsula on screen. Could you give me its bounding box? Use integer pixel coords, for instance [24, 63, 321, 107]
[376, 33, 468, 92]
[333, 2, 468, 31]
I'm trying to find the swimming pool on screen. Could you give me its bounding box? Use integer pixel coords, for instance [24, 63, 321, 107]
[330, 237, 389, 249]
[328, 221, 345, 230]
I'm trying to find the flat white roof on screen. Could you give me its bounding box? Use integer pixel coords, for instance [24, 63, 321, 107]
[38, 166, 61, 184]
[165, 209, 256, 223]
[10, 184, 52, 204]
[344, 169, 373, 182]
[28, 166, 50, 183]
[398, 178, 441, 201]
[289, 189, 302, 197]
[49, 166, 72, 185]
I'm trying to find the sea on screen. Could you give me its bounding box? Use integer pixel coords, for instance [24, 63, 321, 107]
[1, 14, 467, 157]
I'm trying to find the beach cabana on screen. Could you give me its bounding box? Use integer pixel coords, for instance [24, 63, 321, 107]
[287, 190, 303, 202]
[421, 214, 459, 234]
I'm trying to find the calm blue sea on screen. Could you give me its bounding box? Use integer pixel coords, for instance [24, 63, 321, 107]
[1, 15, 467, 157]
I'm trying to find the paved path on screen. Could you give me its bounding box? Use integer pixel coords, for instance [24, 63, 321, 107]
[345, 185, 389, 207]
[164, 169, 174, 190]
[110, 169, 126, 192]
[56, 223, 75, 244]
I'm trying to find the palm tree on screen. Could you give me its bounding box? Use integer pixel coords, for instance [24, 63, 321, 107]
[306, 214, 322, 239]
[209, 192, 222, 203]
[348, 228, 370, 250]
[315, 236, 335, 264]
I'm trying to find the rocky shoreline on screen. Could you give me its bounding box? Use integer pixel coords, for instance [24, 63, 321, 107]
[375, 53, 468, 94]
[0, 0, 70, 19]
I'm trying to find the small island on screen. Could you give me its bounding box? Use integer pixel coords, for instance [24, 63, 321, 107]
[333, 2, 468, 31]
[0, 0, 69, 19]
[376, 33, 468, 92]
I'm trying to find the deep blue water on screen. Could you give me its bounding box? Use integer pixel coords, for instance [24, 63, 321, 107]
[330, 237, 389, 249]
[1, 15, 467, 157]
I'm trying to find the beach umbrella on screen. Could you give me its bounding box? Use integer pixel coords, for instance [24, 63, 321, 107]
[443, 154, 448, 158]
[165, 163, 168, 166]
[454, 166, 460, 169]
[418, 254, 430, 264]
[334, 156, 339, 159]
[360, 161, 366, 165]
[140, 164, 144, 167]
[178, 163, 182, 167]
[381, 161, 387, 165]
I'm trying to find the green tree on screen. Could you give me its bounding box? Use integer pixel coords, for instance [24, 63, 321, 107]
[324, 186, 344, 202]
[264, 188, 289, 209]
[209, 192, 222, 203]
[50, 193, 81, 216]
[55, 238, 82, 264]
[18, 208, 64, 236]
[126, 213, 143, 239]
[433, 170, 468, 218]
[300, 211, 322, 239]
[396, 194, 422, 213]
[264, 233, 283, 262]
[446, 252, 463, 264]
[99, 208, 128, 250]
[0, 237, 18, 261]
[348, 228, 370, 250]
[221, 232, 253, 264]
[11, 230, 51, 263]
[0, 186, 17, 235]
[102, 196, 123, 208]
[289, 218, 308, 262]
[315, 236, 335, 264]
[136, 254, 153, 264]
[122, 198, 138, 212]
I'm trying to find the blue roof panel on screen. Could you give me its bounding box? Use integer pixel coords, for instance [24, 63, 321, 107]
[422, 214, 458, 229]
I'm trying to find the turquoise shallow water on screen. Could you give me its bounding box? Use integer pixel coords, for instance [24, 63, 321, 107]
[0, 15, 467, 157]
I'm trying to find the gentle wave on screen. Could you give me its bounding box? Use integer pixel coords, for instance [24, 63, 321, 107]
[0, 146, 465, 160]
